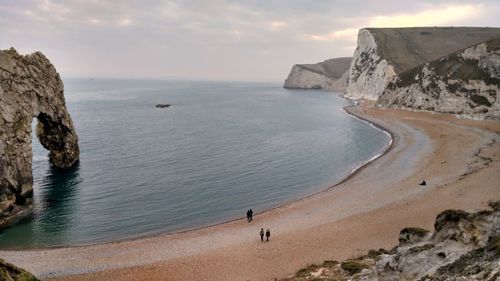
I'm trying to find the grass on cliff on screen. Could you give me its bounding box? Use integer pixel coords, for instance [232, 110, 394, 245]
[393, 37, 500, 90]
[340, 260, 370, 275]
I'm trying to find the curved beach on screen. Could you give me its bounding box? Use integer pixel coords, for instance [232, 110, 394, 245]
[1, 103, 499, 281]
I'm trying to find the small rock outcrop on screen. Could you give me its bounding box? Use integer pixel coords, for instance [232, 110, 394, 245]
[0, 258, 39, 281]
[155, 104, 171, 108]
[345, 27, 500, 100]
[284, 57, 352, 91]
[0, 48, 79, 227]
[283, 201, 500, 281]
[377, 37, 500, 120]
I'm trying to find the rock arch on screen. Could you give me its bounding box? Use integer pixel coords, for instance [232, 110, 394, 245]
[0, 48, 79, 226]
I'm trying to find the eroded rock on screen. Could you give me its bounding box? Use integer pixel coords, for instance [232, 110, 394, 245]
[284, 57, 352, 92]
[0, 258, 39, 281]
[345, 27, 500, 101]
[0, 48, 79, 227]
[377, 38, 500, 120]
[283, 201, 500, 281]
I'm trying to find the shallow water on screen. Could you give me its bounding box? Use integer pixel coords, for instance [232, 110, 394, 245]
[0, 79, 390, 248]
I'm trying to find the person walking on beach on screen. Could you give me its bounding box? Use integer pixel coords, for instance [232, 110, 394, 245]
[246, 209, 251, 222]
[249, 209, 254, 222]
[260, 228, 264, 242]
[265, 229, 271, 242]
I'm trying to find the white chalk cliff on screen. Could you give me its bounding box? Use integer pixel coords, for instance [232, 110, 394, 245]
[345, 27, 500, 101]
[377, 38, 500, 120]
[284, 57, 352, 92]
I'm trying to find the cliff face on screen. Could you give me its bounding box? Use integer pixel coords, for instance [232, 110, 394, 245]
[283, 201, 500, 281]
[345, 27, 500, 100]
[377, 38, 500, 120]
[0, 48, 79, 227]
[284, 57, 352, 92]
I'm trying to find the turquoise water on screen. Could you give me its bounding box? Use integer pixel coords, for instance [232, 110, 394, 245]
[0, 79, 390, 248]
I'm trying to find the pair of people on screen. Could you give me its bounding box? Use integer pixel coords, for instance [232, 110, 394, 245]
[246, 209, 254, 222]
[259, 228, 271, 242]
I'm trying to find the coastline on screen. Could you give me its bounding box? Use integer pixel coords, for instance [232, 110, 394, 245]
[0, 96, 394, 251]
[1, 102, 499, 281]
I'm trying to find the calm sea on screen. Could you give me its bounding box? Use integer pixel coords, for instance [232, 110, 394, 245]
[0, 79, 390, 248]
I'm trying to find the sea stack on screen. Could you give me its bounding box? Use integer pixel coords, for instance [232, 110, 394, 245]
[0, 48, 79, 227]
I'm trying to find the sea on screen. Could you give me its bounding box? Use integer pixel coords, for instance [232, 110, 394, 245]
[0, 79, 391, 248]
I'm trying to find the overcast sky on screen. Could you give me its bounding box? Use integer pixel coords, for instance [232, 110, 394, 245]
[1, 0, 499, 82]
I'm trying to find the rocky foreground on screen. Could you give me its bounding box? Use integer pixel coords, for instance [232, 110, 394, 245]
[0, 48, 79, 227]
[283, 201, 500, 281]
[0, 259, 39, 281]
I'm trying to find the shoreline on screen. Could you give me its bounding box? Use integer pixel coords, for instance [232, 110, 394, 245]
[1, 103, 499, 281]
[0, 98, 395, 251]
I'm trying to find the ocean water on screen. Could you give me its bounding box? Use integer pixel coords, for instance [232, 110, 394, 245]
[0, 79, 390, 248]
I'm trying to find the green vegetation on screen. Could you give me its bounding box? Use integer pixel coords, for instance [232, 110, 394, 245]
[470, 94, 491, 107]
[401, 227, 430, 237]
[407, 244, 435, 255]
[394, 36, 500, 94]
[295, 264, 320, 278]
[0, 259, 39, 281]
[340, 260, 369, 275]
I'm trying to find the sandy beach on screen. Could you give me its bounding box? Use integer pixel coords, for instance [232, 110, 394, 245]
[1, 103, 499, 281]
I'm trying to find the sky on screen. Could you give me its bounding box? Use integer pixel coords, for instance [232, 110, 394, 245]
[1, 0, 499, 82]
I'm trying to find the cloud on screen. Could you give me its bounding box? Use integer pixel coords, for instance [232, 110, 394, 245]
[301, 28, 359, 42]
[269, 20, 287, 31]
[0, 0, 498, 81]
[369, 4, 484, 27]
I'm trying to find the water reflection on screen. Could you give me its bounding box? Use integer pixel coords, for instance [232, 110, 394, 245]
[35, 162, 81, 238]
[0, 162, 81, 248]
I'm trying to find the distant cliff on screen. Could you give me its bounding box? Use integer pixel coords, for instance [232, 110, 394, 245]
[377, 38, 500, 119]
[284, 57, 352, 91]
[283, 201, 500, 281]
[0, 48, 79, 227]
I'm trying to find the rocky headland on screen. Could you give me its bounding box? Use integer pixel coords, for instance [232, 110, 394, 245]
[377, 37, 500, 119]
[345, 27, 500, 100]
[285, 27, 500, 119]
[283, 201, 500, 281]
[284, 57, 352, 91]
[0, 48, 79, 227]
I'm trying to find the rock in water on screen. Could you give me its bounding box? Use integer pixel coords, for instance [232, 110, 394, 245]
[155, 104, 171, 108]
[284, 57, 352, 92]
[0, 48, 79, 227]
[0, 258, 39, 281]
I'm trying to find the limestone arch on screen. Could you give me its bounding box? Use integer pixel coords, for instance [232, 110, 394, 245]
[0, 48, 79, 226]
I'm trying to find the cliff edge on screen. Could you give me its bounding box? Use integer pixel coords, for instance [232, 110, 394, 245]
[377, 37, 500, 120]
[0, 48, 79, 227]
[283, 201, 500, 281]
[284, 57, 352, 91]
[345, 27, 500, 100]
